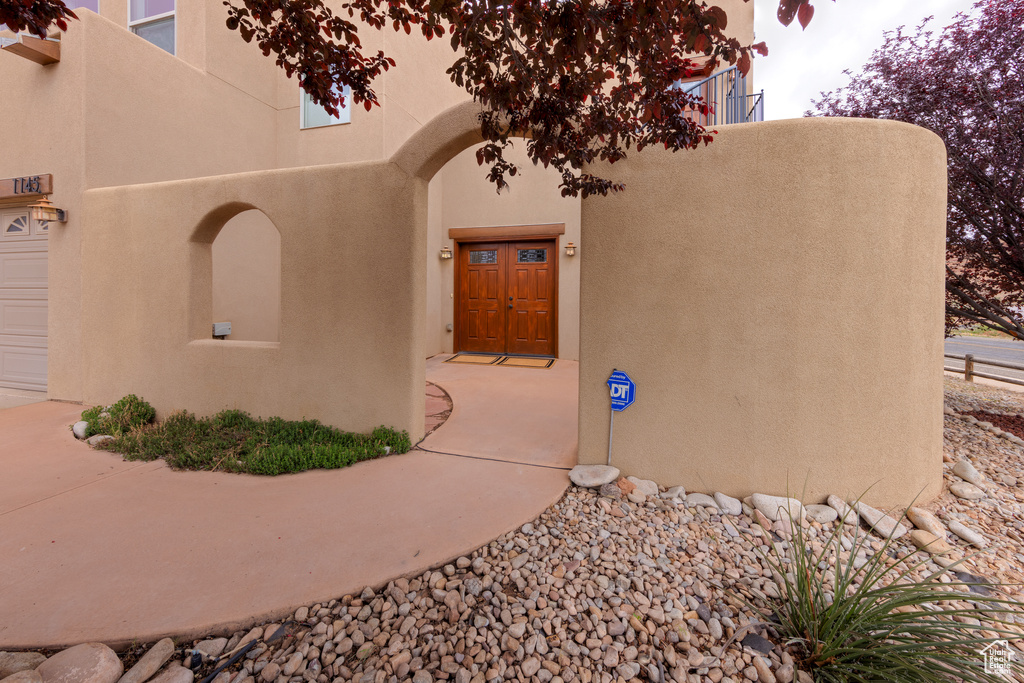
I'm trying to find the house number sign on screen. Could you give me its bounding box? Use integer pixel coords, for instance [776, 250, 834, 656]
[0, 174, 53, 200]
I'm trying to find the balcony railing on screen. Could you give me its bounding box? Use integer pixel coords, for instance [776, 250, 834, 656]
[676, 66, 765, 126]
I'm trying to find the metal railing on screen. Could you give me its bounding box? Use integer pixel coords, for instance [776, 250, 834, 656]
[944, 353, 1024, 388]
[677, 66, 765, 126]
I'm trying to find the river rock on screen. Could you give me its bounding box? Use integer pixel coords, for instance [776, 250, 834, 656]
[626, 477, 659, 497]
[569, 465, 619, 488]
[751, 493, 804, 522]
[147, 666, 192, 683]
[72, 421, 89, 440]
[193, 639, 227, 660]
[686, 493, 718, 509]
[85, 435, 114, 447]
[952, 460, 985, 486]
[118, 639, 174, 683]
[853, 502, 908, 539]
[664, 486, 686, 501]
[37, 644, 122, 683]
[909, 530, 952, 555]
[599, 482, 621, 499]
[3, 672, 43, 683]
[826, 495, 859, 525]
[0, 654, 47, 679]
[948, 521, 987, 548]
[950, 482, 985, 501]
[906, 507, 946, 538]
[805, 504, 838, 524]
[714, 492, 742, 515]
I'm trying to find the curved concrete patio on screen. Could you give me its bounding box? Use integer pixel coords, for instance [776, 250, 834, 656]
[0, 358, 577, 650]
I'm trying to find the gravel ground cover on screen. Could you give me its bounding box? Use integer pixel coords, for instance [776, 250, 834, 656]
[6, 376, 1024, 683]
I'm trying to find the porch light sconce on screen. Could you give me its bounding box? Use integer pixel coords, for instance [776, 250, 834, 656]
[439, 246, 453, 260]
[28, 195, 67, 223]
[564, 242, 577, 257]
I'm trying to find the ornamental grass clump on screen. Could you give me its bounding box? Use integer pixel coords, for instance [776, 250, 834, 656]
[749, 502, 1024, 682]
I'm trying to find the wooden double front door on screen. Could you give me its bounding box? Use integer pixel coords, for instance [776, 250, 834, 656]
[456, 240, 557, 356]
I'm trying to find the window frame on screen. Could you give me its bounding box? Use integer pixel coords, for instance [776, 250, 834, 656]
[128, 0, 175, 55]
[300, 85, 352, 130]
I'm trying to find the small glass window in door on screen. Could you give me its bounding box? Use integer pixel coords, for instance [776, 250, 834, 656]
[517, 248, 547, 263]
[470, 250, 498, 264]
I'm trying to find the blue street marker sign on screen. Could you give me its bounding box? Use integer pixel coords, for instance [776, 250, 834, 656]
[607, 370, 636, 412]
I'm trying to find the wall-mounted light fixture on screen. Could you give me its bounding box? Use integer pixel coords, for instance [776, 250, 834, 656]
[439, 246, 453, 260]
[564, 242, 577, 257]
[29, 195, 67, 223]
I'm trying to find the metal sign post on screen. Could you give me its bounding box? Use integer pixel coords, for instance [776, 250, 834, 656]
[605, 369, 636, 466]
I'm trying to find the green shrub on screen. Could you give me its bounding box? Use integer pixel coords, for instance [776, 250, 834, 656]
[747, 503, 1024, 682]
[80, 394, 156, 438]
[100, 408, 409, 475]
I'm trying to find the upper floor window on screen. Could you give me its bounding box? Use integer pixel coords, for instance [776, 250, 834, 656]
[129, 0, 174, 54]
[301, 85, 351, 129]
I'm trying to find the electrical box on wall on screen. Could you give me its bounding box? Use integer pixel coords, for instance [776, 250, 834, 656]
[213, 322, 232, 338]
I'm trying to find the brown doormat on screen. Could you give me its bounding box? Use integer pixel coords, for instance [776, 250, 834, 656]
[497, 356, 556, 369]
[445, 353, 504, 365]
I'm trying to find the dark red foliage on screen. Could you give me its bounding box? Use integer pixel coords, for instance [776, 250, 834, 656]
[0, 0, 76, 37]
[811, 0, 1024, 339]
[3, 0, 820, 196]
[962, 411, 1024, 440]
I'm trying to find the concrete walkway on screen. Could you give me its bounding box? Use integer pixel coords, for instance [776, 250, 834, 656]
[0, 360, 577, 650]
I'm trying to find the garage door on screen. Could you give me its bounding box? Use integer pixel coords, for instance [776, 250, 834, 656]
[0, 208, 48, 391]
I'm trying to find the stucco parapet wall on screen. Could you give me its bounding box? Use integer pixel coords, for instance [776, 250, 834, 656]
[80, 159, 427, 440]
[577, 115, 947, 509]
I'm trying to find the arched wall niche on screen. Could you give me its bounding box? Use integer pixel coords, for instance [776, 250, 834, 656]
[188, 202, 282, 343]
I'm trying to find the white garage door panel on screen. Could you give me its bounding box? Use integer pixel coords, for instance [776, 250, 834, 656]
[0, 344, 47, 390]
[0, 249, 48, 288]
[1, 295, 47, 337]
[0, 210, 47, 391]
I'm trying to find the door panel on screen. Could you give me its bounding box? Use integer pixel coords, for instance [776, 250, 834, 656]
[506, 241, 556, 356]
[457, 243, 506, 354]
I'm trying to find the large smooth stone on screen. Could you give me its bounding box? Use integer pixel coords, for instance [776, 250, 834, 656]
[952, 460, 985, 486]
[2, 671, 43, 683]
[751, 493, 804, 522]
[626, 477, 659, 497]
[569, 465, 620, 488]
[72, 421, 89, 440]
[713, 493, 742, 516]
[685, 493, 718, 509]
[37, 644, 122, 683]
[906, 507, 946, 538]
[853, 502, 908, 539]
[117, 639, 174, 683]
[826, 495, 859, 525]
[146, 667, 192, 683]
[805, 504, 838, 524]
[950, 482, 985, 501]
[0, 654, 47, 679]
[909, 530, 952, 555]
[948, 521, 987, 548]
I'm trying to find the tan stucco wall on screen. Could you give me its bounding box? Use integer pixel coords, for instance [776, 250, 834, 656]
[577, 117, 947, 508]
[424, 144, 582, 359]
[212, 210, 281, 343]
[80, 162, 426, 441]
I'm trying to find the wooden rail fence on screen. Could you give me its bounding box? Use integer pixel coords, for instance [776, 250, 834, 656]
[944, 353, 1024, 388]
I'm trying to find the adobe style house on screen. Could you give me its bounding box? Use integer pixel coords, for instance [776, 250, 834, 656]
[0, 1, 949, 506]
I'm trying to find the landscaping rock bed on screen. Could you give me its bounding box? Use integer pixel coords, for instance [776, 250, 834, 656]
[9, 375, 1024, 683]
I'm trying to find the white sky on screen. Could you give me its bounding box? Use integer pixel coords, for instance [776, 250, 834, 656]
[752, 0, 975, 120]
